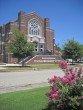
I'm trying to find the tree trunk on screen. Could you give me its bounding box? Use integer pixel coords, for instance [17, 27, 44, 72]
[18, 57, 21, 63]
[72, 59, 73, 65]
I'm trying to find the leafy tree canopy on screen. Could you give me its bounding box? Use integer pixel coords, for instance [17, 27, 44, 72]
[62, 39, 81, 60]
[79, 44, 83, 58]
[55, 43, 61, 51]
[6, 29, 34, 62]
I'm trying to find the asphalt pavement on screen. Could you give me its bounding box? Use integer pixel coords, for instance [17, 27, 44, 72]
[0, 69, 65, 93]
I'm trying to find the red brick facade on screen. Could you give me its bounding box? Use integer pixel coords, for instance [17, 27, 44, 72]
[0, 11, 55, 63]
[25, 55, 61, 65]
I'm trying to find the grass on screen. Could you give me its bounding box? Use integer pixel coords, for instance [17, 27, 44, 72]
[0, 63, 82, 72]
[4, 63, 83, 70]
[4, 64, 59, 70]
[0, 87, 49, 110]
[69, 63, 83, 67]
[30, 64, 58, 69]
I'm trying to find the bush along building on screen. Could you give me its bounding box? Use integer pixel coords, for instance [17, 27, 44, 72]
[0, 11, 61, 64]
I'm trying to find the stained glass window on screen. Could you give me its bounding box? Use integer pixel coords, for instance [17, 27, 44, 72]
[28, 19, 41, 36]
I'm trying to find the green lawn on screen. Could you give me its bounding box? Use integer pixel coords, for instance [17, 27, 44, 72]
[69, 63, 83, 67]
[0, 87, 49, 110]
[4, 64, 58, 70]
[30, 64, 58, 69]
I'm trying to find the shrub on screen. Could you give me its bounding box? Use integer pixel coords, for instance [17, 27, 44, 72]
[59, 60, 68, 69]
[43, 60, 83, 110]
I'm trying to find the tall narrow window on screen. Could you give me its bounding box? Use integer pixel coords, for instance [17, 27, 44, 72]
[32, 30, 33, 35]
[34, 42, 38, 51]
[36, 30, 37, 35]
[34, 31, 35, 35]
[40, 44, 43, 52]
[38, 29, 39, 35]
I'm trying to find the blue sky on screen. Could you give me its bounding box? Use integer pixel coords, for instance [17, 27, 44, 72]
[0, 0, 83, 48]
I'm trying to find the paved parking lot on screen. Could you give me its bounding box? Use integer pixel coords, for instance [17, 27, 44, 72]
[0, 69, 65, 93]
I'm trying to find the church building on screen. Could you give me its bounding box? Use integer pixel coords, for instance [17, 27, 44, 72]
[0, 11, 55, 63]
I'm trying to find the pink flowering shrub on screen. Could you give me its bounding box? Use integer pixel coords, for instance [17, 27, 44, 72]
[43, 61, 83, 110]
[59, 60, 68, 69]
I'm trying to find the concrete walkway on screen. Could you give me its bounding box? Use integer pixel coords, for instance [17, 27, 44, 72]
[0, 67, 6, 69]
[0, 69, 65, 94]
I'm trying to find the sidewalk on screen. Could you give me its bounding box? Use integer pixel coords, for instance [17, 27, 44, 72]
[0, 63, 21, 67]
[0, 64, 21, 71]
[0, 67, 6, 69]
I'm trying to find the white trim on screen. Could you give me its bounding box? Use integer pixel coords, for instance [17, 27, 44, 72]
[2, 34, 5, 36]
[46, 28, 54, 32]
[25, 55, 38, 64]
[2, 42, 4, 44]
[8, 32, 12, 34]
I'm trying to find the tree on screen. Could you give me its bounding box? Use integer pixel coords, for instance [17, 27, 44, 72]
[62, 39, 81, 63]
[79, 45, 83, 60]
[55, 43, 61, 51]
[6, 29, 34, 63]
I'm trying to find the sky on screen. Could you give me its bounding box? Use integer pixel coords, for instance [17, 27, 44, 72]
[0, 0, 83, 48]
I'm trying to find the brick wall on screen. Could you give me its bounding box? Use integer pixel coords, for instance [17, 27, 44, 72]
[45, 29, 54, 53]
[0, 11, 55, 64]
[26, 55, 62, 65]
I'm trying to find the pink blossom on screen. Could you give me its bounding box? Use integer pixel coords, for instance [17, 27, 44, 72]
[65, 68, 70, 75]
[61, 77, 69, 84]
[69, 67, 73, 73]
[57, 103, 62, 108]
[51, 93, 59, 99]
[56, 90, 60, 94]
[78, 67, 82, 72]
[75, 67, 78, 73]
[49, 76, 59, 83]
[81, 96, 83, 99]
[50, 87, 59, 94]
[80, 73, 83, 78]
[48, 98, 53, 102]
[59, 60, 68, 69]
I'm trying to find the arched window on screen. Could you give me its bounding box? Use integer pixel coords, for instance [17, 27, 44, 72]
[28, 19, 41, 36]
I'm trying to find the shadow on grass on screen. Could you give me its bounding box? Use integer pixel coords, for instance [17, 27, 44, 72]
[6, 66, 32, 68]
[69, 63, 82, 67]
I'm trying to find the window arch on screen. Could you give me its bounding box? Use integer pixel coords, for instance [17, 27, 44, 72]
[28, 19, 41, 36]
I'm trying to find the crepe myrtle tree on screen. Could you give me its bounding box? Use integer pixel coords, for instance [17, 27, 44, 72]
[6, 29, 34, 63]
[62, 39, 81, 63]
[43, 61, 83, 110]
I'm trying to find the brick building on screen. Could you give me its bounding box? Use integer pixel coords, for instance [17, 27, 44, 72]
[0, 11, 55, 63]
